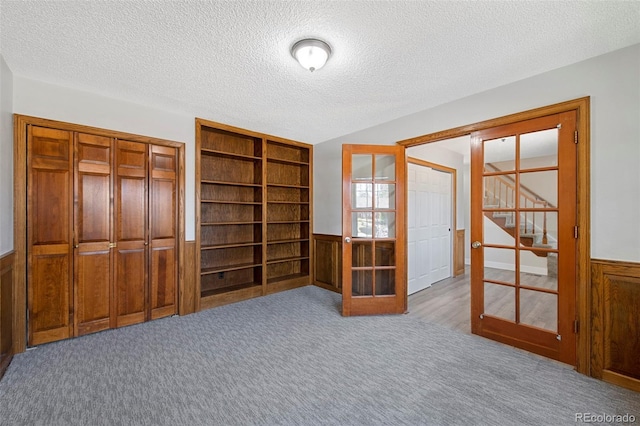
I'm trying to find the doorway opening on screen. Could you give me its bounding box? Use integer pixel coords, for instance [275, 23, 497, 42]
[407, 137, 470, 333]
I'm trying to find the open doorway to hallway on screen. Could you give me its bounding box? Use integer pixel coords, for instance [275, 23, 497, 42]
[406, 136, 471, 332]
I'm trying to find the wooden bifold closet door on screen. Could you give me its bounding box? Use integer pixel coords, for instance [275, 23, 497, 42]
[27, 126, 74, 345]
[74, 133, 113, 336]
[27, 125, 178, 346]
[114, 140, 148, 327]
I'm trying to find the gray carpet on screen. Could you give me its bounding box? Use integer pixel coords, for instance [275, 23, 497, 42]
[0, 286, 638, 426]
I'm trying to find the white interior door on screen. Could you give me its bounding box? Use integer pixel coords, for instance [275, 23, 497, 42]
[429, 168, 452, 283]
[408, 162, 452, 295]
[408, 163, 430, 294]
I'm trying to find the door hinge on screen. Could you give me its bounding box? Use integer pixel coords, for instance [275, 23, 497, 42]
[574, 226, 579, 239]
[573, 320, 580, 334]
[574, 130, 578, 144]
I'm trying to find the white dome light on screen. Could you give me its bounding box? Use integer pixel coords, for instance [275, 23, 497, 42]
[291, 39, 332, 72]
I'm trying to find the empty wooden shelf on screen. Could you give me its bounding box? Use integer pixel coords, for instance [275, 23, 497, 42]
[196, 119, 313, 310]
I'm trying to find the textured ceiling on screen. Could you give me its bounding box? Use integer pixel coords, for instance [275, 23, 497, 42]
[1, 1, 639, 144]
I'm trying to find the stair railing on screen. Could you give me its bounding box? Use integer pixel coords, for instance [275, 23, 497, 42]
[484, 165, 555, 245]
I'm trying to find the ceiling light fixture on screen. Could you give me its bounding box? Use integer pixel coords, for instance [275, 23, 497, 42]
[291, 38, 331, 72]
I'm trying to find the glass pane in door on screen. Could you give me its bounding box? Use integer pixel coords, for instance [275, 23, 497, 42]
[519, 252, 558, 291]
[352, 212, 372, 238]
[483, 174, 516, 208]
[374, 183, 395, 209]
[353, 155, 372, 180]
[352, 241, 373, 267]
[484, 136, 515, 169]
[484, 212, 516, 246]
[375, 241, 396, 266]
[374, 212, 395, 238]
[484, 282, 515, 321]
[483, 248, 515, 283]
[375, 155, 395, 180]
[519, 170, 557, 207]
[352, 270, 373, 296]
[375, 269, 395, 295]
[352, 183, 373, 208]
[519, 288, 557, 332]
[520, 128, 558, 167]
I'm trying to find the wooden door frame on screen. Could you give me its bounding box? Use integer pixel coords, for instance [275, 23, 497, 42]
[13, 114, 186, 354]
[397, 97, 590, 375]
[407, 157, 458, 283]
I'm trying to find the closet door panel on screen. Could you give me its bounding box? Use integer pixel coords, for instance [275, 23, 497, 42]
[75, 245, 111, 335]
[30, 246, 71, 345]
[27, 126, 73, 346]
[150, 245, 176, 319]
[115, 140, 148, 326]
[115, 244, 146, 326]
[74, 133, 113, 336]
[149, 145, 177, 318]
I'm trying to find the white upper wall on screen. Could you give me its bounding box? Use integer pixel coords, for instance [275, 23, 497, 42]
[0, 55, 15, 255]
[314, 44, 640, 262]
[12, 76, 197, 240]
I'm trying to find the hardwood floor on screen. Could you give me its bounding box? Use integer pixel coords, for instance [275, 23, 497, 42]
[407, 266, 557, 333]
[408, 268, 472, 334]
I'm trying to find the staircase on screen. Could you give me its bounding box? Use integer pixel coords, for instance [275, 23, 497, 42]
[483, 165, 556, 259]
[483, 209, 553, 257]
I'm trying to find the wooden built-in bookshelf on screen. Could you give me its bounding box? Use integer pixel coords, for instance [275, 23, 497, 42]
[196, 119, 313, 309]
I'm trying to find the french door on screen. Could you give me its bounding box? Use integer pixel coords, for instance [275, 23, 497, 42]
[342, 144, 406, 316]
[470, 112, 577, 364]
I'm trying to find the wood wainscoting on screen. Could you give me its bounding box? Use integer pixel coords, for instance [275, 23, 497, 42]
[180, 241, 197, 316]
[313, 232, 466, 291]
[0, 251, 14, 379]
[591, 259, 640, 392]
[313, 234, 341, 293]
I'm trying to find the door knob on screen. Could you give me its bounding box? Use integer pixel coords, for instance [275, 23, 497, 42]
[471, 241, 482, 249]
[345, 237, 351, 243]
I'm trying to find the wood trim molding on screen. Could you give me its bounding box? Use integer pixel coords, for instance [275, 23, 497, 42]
[16, 115, 183, 147]
[195, 117, 309, 149]
[408, 157, 456, 174]
[454, 230, 465, 277]
[194, 121, 202, 313]
[13, 116, 27, 354]
[398, 97, 591, 375]
[0, 251, 15, 379]
[591, 259, 640, 392]
[13, 114, 187, 353]
[397, 97, 591, 147]
[313, 234, 342, 293]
